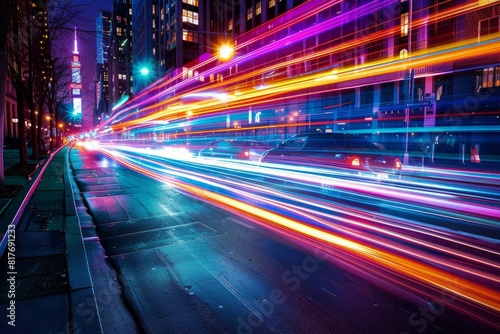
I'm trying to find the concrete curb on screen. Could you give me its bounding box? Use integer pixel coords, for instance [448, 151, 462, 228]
[64, 144, 103, 333]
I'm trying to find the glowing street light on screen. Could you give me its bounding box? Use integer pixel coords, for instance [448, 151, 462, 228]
[140, 67, 150, 76]
[218, 44, 234, 60]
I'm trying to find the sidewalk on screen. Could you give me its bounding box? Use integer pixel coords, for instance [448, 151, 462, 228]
[0, 145, 102, 333]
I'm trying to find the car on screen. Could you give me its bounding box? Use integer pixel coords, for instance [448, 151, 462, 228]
[198, 139, 270, 161]
[259, 132, 403, 178]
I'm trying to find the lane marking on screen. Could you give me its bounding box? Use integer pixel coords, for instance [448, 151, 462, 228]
[226, 217, 255, 229]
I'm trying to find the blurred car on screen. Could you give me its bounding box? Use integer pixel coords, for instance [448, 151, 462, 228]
[198, 139, 270, 161]
[259, 132, 403, 178]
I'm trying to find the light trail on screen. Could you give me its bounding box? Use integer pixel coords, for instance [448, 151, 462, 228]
[100, 0, 499, 137]
[103, 30, 499, 137]
[80, 142, 500, 329]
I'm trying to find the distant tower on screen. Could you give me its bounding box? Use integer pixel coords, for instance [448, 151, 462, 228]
[96, 10, 112, 125]
[71, 27, 82, 126]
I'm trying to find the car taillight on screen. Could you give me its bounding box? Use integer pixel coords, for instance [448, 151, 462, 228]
[395, 159, 402, 170]
[350, 157, 361, 166]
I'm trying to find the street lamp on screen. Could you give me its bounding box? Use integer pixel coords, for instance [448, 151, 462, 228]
[140, 67, 150, 76]
[218, 44, 234, 60]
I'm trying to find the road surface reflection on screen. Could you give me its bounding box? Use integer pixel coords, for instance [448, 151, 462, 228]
[78, 141, 500, 330]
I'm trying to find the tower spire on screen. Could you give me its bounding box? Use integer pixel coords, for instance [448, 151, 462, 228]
[74, 27, 79, 54]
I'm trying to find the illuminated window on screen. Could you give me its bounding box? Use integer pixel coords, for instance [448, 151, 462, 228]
[228, 18, 233, 32]
[183, 0, 198, 5]
[496, 67, 500, 87]
[183, 29, 199, 43]
[183, 9, 199, 25]
[256, 2, 262, 15]
[269, 0, 275, 8]
[479, 67, 500, 88]
[400, 49, 408, 59]
[401, 13, 408, 36]
[247, 8, 253, 21]
[479, 17, 499, 42]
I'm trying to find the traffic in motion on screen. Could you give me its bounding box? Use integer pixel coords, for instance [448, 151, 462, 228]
[73, 139, 500, 333]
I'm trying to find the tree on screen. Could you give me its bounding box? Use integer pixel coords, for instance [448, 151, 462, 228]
[0, 0, 12, 188]
[9, 0, 29, 169]
[1, 0, 92, 189]
[46, 53, 72, 150]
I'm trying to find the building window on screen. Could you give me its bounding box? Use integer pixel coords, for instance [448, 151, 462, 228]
[400, 12, 408, 36]
[367, 39, 383, 61]
[182, 9, 198, 25]
[228, 18, 233, 32]
[269, 0, 275, 8]
[247, 8, 253, 21]
[400, 49, 408, 59]
[183, 0, 198, 6]
[183, 29, 199, 43]
[256, 2, 262, 15]
[360, 85, 374, 107]
[477, 67, 500, 90]
[479, 17, 499, 42]
[380, 82, 394, 105]
[484, 67, 494, 88]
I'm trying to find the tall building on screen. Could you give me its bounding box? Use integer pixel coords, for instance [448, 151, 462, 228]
[131, 0, 309, 94]
[108, 0, 133, 110]
[109, 0, 499, 161]
[71, 28, 82, 126]
[132, 0, 157, 93]
[32, 0, 52, 144]
[96, 10, 112, 125]
[156, 0, 209, 76]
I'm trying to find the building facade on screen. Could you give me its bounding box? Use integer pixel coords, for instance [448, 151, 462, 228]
[108, 0, 133, 112]
[96, 10, 112, 125]
[105, 0, 500, 163]
[131, 0, 157, 93]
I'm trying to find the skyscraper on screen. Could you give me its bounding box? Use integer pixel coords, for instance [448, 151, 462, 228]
[108, 0, 133, 109]
[96, 10, 112, 125]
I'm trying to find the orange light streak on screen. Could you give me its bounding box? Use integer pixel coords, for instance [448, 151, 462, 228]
[90, 144, 500, 321]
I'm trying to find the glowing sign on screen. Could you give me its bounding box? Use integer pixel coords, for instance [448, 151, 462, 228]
[73, 97, 82, 115]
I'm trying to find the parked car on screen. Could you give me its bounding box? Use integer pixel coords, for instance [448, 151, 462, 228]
[198, 139, 270, 161]
[259, 132, 403, 178]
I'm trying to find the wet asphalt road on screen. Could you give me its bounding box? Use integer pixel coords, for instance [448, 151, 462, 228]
[68, 146, 499, 334]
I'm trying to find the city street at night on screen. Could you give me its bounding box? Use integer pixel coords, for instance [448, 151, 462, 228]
[68, 142, 499, 333]
[1, 0, 499, 333]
